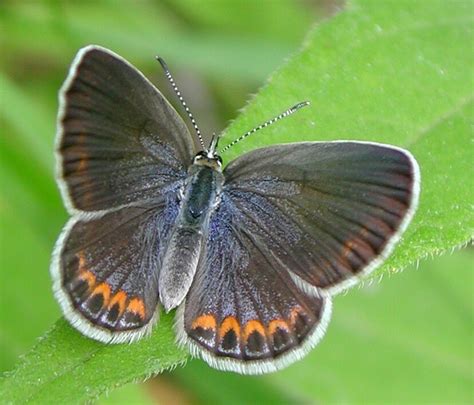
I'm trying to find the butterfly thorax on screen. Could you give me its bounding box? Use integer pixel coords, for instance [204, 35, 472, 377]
[181, 154, 224, 223]
[158, 156, 224, 312]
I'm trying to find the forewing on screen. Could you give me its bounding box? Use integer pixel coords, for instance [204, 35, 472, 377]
[51, 198, 179, 343]
[178, 203, 331, 374]
[222, 141, 420, 295]
[56, 45, 195, 213]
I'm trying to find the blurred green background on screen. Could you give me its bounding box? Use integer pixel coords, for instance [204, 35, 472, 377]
[0, 1, 472, 403]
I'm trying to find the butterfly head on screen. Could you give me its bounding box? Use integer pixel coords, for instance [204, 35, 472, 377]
[193, 151, 223, 171]
[192, 132, 223, 170]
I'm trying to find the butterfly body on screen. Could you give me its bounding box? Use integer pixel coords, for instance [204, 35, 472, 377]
[159, 156, 224, 311]
[51, 45, 420, 374]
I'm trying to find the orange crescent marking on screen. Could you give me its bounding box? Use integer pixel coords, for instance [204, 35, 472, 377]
[108, 290, 127, 316]
[78, 270, 96, 289]
[267, 319, 289, 335]
[92, 283, 111, 306]
[342, 240, 355, 258]
[192, 314, 216, 331]
[76, 253, 96, 288]
[366, 217, 392, 237]
[127, 297, 146, 319]
[76, 134, 88, 172]
[77, 160, 86, 171]
[219, 316, 241, 340]
[289, 306, 304, 326]
[243, 320, 266, 341]
[360, 228, 369, 238]
[77, 253, 87, 271]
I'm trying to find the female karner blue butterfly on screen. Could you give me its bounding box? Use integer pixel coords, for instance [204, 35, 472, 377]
[51, 45, 420, 374]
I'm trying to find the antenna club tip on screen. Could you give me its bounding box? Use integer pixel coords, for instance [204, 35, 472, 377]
[156, 56, 169, 71]
[288, 101, 311, 113]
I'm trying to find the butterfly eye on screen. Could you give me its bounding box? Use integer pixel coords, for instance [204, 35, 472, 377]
[193, 151, 207, 164]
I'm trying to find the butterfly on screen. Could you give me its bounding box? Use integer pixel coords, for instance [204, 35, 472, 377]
[51, 45, 420, 374]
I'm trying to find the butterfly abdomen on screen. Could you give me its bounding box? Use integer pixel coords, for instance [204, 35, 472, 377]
[159, 164, 224, 312]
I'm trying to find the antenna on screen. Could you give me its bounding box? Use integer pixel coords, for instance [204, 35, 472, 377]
[156, 56, 206, 150]
[219, 101, 310, 154]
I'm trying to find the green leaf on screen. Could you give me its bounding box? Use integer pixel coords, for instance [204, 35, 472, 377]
[168, 358, 308, 405]
[0, 1, 302, 82]
[1, 0, 472, 402]
[0, 315, 187, 404]
[96, 382, 156, 405]
[0, 73, 54, 173]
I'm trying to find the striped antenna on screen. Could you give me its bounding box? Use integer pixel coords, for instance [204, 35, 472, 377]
[156, 57, 206, 150]
[219, 101, 310, 154]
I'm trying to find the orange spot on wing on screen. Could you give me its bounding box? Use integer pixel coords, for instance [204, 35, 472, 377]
[192, 314, 216, 331]
[219, 316, 241, 339]
[268, 319, 289, 335]
[360, 228, 369, 238]
[365, 217, 392, 238]
[77, 156, 87, 172]
[342, 234, 375, 264]
[78, 271, 96, 289]
[92, 283, 111, 306]
[289, 306, 305, 326]
[76, 253, 96, 288]
[243, 320, 266, 341]
[108, 290, 127, 316]
[76, 134, 88, 172]
[127, 297, 146, 319]
[77, 253, 87, 271]
[342, 240, 354, 258]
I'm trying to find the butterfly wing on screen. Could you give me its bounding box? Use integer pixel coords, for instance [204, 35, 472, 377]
[177, 205, 331, 373]
[56, 45, 195, 213]
[222, 141, 420, 295]
[51, 198, 179, 343]
[53, 45, 192, 341]
[178, 141, 419, 373]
